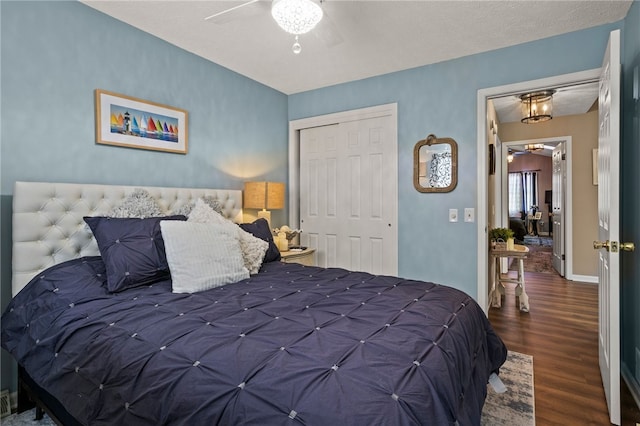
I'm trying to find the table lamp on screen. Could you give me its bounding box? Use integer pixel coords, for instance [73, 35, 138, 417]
[243, 181, 285, 227]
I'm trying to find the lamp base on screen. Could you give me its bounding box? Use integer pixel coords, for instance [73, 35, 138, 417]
[257, 210, 271, 227]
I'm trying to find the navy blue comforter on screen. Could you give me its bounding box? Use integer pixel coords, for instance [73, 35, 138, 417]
[2, 257, 506, 425]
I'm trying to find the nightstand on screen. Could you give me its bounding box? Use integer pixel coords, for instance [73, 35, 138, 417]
[280, 248, 316, 266]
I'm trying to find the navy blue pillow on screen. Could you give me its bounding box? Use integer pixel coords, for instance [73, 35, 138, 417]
[239, 218, 281, 262]
[84, 215, 186, 292]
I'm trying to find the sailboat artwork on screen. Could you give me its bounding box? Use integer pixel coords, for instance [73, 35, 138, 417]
[95, 89, 188, 154]
[110, 104, 179, 143]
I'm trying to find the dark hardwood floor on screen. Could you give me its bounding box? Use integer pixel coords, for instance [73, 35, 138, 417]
[488, 269, 640, 426]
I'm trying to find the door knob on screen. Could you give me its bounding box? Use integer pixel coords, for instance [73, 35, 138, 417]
[593, 240, 610, 251]
[620, 242, 635, 252]
[593, 240, 635, 252]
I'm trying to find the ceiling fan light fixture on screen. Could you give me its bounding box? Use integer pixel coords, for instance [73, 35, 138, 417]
[271, 0, 323, 35]
[520, 90, 555, 124]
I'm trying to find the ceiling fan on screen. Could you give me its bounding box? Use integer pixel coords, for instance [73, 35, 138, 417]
[204, 0, 343, 54]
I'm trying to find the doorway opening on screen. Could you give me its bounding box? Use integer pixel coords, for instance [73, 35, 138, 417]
[499, 136, 572, 278]
[475, 68, 600, 311]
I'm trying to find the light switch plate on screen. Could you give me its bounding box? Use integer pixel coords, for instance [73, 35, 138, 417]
[449, 208, 458, 222]
[464, 208, 475, 223]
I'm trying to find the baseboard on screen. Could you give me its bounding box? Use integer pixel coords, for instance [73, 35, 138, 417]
[622, 363, 640, 412]
[568, 274, 598, 284]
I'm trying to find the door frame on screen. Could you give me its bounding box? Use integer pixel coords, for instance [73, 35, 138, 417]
[498, 136, 573, 278]
[476, 69, 600, 311]
[288, 103, 399, 272]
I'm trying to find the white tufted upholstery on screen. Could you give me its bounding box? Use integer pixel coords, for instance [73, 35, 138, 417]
[12, 181, 243, 296]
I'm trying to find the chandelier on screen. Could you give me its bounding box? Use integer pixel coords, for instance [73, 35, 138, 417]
[272, 0, 323, 54]
[524, 143, 545, 152]
[520, 90, 555, 124]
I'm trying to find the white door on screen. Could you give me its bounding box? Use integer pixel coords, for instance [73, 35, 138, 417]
[596, 29, 621, 426]
[299, 115, 398, 275]
[551, 143, 565, 275]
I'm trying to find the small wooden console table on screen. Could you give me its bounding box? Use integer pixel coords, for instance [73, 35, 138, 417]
[489, 244, 530, 312]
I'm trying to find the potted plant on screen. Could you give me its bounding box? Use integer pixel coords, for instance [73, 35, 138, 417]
[489, 227, 515, 250]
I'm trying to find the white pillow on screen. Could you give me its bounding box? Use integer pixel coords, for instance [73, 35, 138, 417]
[188, 199, 268, 274]
[160, 221, 249, 293]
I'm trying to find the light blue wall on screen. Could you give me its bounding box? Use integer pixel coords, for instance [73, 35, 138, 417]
[289, 23, 621, 297]
[621, 0, 640, 397]
[0, 1, 288, 393]
[1, 0, 637, 403]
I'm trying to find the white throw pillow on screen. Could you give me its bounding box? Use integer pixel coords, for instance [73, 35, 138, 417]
[160, 221, 249, 293]
[188, 199, 268, 274]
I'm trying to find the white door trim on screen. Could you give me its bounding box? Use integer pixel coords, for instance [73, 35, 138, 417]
[499, 137, 573, 279]
[288, 103, 399, 265]
[477, 69, 600, 312]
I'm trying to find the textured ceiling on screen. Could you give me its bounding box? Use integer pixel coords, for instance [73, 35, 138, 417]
[493, 81, 600, 124]
[81, 0, 632, 95]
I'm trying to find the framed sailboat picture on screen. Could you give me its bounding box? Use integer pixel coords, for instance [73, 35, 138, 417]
[95, 89, 188, 154]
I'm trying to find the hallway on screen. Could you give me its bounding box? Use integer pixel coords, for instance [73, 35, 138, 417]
[488, 271, 640, 425]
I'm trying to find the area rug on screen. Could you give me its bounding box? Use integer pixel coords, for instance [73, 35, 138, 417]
[482, 350, 535, 426]
[523, 235, 553, 247]
[510, 244, 556, 274]
[2, 352, 535, 426]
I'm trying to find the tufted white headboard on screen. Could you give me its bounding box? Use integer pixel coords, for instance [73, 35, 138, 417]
[12, 181, 243, 296]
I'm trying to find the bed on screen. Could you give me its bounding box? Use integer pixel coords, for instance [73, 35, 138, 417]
[2, 181, 507, 426]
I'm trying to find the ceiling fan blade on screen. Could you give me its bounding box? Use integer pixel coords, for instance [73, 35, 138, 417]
[204, 0, 261, 21]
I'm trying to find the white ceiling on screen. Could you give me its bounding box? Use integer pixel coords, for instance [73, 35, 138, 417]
[493, 81, 600, 124]
[81, 0, 631, 96]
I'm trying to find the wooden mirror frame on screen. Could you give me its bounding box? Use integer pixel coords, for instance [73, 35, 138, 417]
[413, 134, 458, 193]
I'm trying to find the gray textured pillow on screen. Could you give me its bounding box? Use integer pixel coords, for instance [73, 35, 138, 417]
[109, 188, 162, 218]
[172, 196, 223, 217]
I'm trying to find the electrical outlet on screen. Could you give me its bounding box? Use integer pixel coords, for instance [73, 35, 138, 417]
[464, 208, 475, 223]
[449, 209, 458, 222]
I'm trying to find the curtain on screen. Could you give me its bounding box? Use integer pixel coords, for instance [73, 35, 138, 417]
[508, 173, 523, 217]
[523, 172, 538, 213]
[508, 171, 538, 217]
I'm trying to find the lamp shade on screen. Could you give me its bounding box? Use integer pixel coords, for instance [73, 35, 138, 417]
[243, 182, 285, 210]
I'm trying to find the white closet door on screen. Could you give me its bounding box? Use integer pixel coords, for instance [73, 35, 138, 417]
[299, 115, 397, 275]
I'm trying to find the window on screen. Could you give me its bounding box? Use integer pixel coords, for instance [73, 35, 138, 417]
[508, 171, 538, 217]
[508, 173, 523, 217]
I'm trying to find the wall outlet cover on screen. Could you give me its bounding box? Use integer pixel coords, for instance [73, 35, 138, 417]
[464, 208, 474, 223]
[449, 209, 458, 222]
